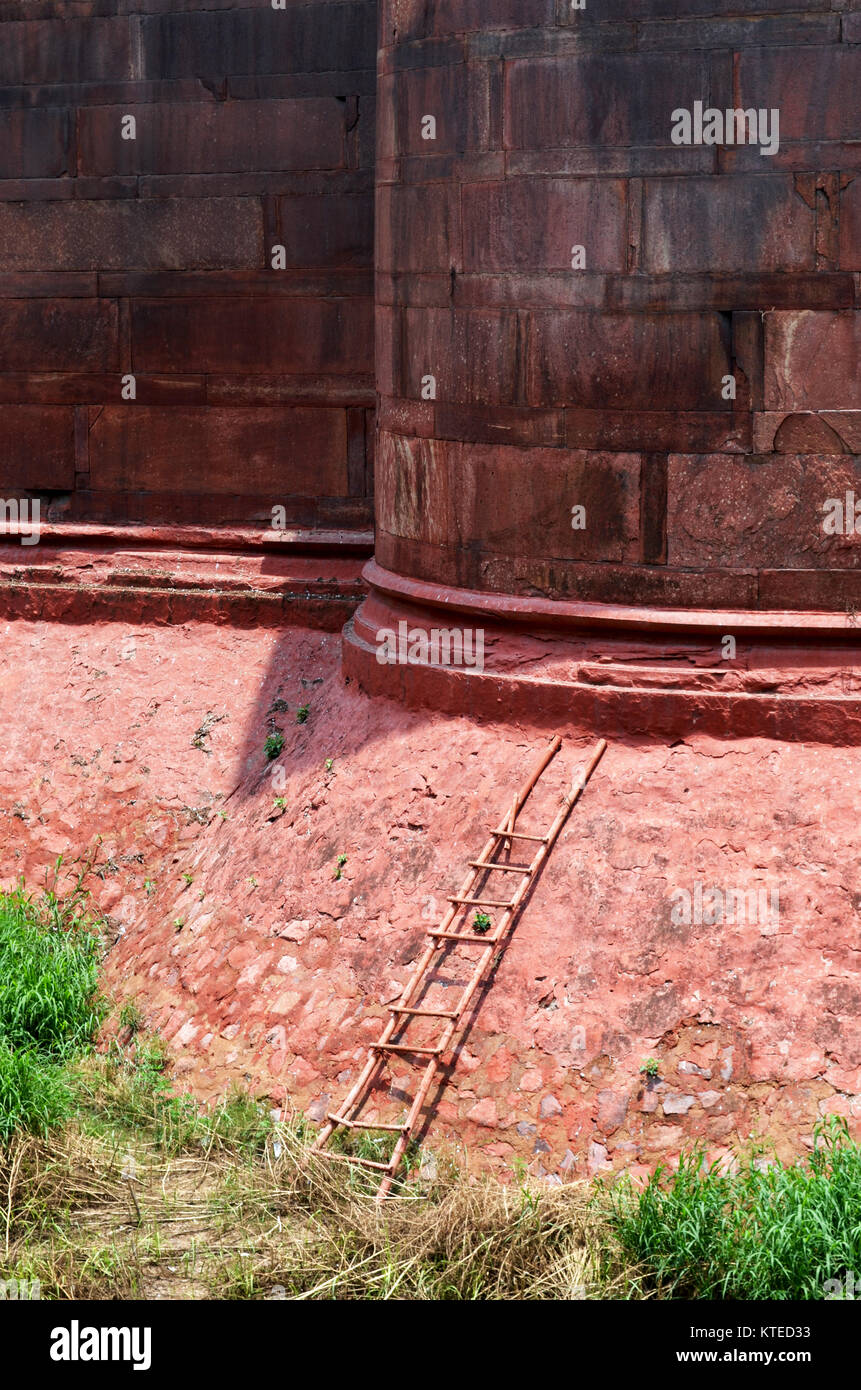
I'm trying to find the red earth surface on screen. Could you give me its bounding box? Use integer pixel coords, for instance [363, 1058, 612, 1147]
[2, 614, 859, 1181]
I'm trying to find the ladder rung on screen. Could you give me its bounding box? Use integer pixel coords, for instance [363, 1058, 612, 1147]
[389, 1005, 458, 1018]
[315, 1151, 394, 1172]
[371, 1041, 443, 1055]
[490, 830, 546, 842]
[468, 861, 532, 874]
[327, 1114, 407, 1133]
[430, 929, 501, 944]
[447, 895, 513, 908]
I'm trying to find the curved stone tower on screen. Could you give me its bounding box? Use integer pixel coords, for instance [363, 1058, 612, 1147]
[346, 0, 861, 739]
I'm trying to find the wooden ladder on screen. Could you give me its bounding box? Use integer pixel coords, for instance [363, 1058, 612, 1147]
[313, 735, 607, 1198]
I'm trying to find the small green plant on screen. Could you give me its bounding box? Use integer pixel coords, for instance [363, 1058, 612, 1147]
[264, 732, 284, 761]
[181, 872, 193, 887]
[324, 758, 334, 772]
[273, 797, 286, 811]
[333, 854, 348, 881]
[296, 706, 310, 724]
[119, 1000, 144, 1036]
[144, 878, 156, 897]
[173, 918, 184, 932]
[473, 912, 492, 935]
[247, 876, 258, 890]
[639, 1057, 660, 1078]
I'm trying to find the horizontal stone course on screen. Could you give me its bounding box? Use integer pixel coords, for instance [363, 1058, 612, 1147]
[0, 199, 263, 271]
[88, 406, 349, 497]
[0, 18, 131, 86]
[736, 47, 861, 143]
[0, 0, 376, 530]
[0, 108, 69, 179]
[504, 54, 709, 151]
[462, 178, 628, 272]
[139, 5, 376, 79]
[376, 430, 642, 563]
[131, 298, 373, 375]
[78, 99, 347, 176]
[527, 310, 731, 410]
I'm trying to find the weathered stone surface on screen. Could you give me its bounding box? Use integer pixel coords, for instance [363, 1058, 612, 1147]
[596, 1088, 629, 1133]
[139, 6, 376, 80]
[0, 108, 69, 180]
[462, 179, 627, 272]
[763, 312, 861, 411]
[505, 53, 708, 150]
[377, 184, 461, 274]
[663, 1094, 696, 1116]
[276, 194, 373, 269]
[0, 406, 75, 489]
[0, 300, 119, 372]
[527, 312, 731, 410]
[643, 177, 815, 274]
[376, 432, 642, 564]
[736, 46, 861, 142]
[0, 18, 131, 85]
[667, 454, 861, 569]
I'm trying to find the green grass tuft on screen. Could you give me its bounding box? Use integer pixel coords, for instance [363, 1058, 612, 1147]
[0, 883, 105, 1137]
[607, 1115, 861, 1300]
[0, 1038, 73, 1140]
[0, 885, 105, 1059]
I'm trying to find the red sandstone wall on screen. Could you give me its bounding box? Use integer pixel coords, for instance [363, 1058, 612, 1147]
[376, 0, 861, 612]
[0, 0, 375, 531]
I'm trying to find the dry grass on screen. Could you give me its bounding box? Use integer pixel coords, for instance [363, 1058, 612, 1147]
[242, 1127, 628, 1300]
[0, 1111, 629, 1300]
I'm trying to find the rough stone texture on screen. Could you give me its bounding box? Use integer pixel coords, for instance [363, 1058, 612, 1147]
[1, 621, 860, 1178]
[666, 454, 861, 569]
[0, 0, 375, 530]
